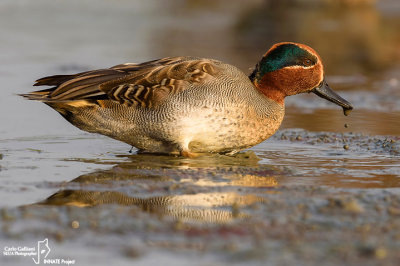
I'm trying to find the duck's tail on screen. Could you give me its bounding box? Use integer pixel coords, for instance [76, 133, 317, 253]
[19, 88, 54, 101]
[20, 74, 77, 101]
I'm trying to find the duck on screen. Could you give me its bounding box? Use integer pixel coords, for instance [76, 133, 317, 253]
[21, 42, 353, 158]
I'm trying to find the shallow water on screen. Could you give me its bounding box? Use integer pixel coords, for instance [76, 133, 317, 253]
[1, 0, 400, 265]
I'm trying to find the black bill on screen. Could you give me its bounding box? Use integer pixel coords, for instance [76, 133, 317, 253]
[313, 79, 353, 116]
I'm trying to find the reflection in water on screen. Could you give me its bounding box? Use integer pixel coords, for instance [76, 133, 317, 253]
[36, 153, 279, 224]
[33, 129, 400, 223]
[39, 191, 261, 223]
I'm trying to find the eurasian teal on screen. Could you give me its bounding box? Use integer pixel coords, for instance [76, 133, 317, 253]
[22, 42, 353, 157]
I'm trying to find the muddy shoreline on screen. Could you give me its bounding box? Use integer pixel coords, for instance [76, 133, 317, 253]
[1, 130, 400, 265]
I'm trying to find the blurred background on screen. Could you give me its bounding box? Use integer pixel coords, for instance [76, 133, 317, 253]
[1, 0, 399, 138]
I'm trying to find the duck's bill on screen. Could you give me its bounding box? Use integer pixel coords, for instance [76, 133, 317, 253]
[312, 79, 353, 116]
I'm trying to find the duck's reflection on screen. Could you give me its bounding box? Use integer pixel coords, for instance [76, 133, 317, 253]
[36, 152, 280, 223]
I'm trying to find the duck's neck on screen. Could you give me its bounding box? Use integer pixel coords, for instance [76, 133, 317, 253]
[249, 71, 286, 106]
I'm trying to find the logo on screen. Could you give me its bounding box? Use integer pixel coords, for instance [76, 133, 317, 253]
[3, 239, 76, 265]
[32, 239, 51, 264]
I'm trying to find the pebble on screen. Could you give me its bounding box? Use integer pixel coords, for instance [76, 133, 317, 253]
[343, 199, 364, 213]
[375, 247, 387, 259]
[343, 144, 349, 150]
[388, 207, 400, 216]
[55, 232, 64, 242]
[329, 198, 364, 213]
[71, 220, 80, 229]
[124, 246, 143, 258]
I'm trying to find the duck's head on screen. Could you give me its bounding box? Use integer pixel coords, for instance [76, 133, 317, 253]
[250, 42, 353, 115]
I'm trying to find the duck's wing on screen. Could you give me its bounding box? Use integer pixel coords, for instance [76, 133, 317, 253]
[24, 57, 220, 108]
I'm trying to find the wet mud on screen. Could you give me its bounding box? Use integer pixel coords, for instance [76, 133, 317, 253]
[1, 131, 400, 265]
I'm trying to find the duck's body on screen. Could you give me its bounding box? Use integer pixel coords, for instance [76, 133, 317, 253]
[22, 43, 352, 157]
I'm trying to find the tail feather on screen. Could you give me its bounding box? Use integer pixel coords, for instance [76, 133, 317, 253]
[34, 74, 80, 87]
[19, 88, 54, 101]
[23, 72, 88, 101]
[22, 73, 80, 101]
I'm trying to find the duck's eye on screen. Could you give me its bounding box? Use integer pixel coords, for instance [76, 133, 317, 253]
[303, 59, 313, 67]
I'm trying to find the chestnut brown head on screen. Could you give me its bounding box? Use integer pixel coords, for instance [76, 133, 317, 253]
[250, 42, 353, 115]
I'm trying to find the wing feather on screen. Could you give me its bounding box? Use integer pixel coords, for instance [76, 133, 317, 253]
[24, 57, 220, 107]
